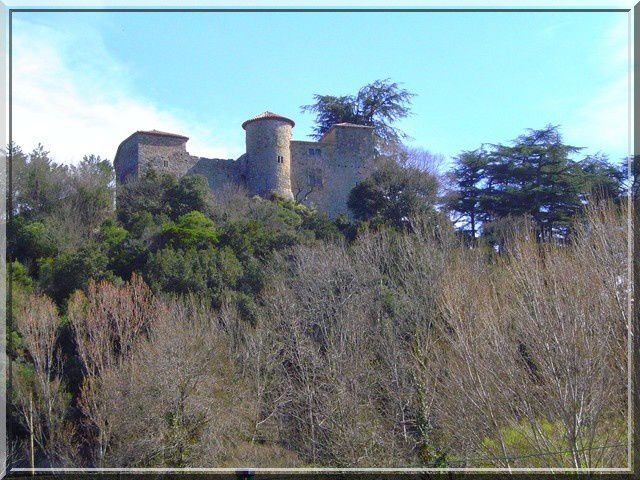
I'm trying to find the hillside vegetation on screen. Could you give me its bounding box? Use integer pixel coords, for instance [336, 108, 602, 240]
[6, 93, 632, 467]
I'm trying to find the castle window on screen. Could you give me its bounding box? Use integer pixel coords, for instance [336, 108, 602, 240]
[315, 149, 321, 155]
[163, 160, 169, 167]
[308, 148, 315, 155]
[277, 155, 284, 163]
[308, 172, 323, 188]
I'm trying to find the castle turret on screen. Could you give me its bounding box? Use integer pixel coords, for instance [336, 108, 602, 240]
[242, 111, 294, 200]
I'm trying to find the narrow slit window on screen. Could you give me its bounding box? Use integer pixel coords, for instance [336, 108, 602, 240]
[163, 160, 169, 167]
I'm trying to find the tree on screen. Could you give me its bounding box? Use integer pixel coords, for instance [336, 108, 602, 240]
[12, 293, 76, 465]
[67, 154, 115, 237]
[347, 159, 439, 230]
[10, 144, 70, 220]
[8, 218, 59, 270]
[482, 125, 585, 241]
[161, 211, 219, 250]
[144, 246, 242, 303]
[419, 203, 627, 467]
[301, 79, 415, 153]
[448, 125, 625, 242]
[578, 153, 627, 201]
[117, 171, 211, 235]
[8, 145, 116, 252]
[68, 275, 163, 466]
[444, 148, 489, 239]
[69, 279, 261, 467]
[116, 170, 175, 232]
[38, 241, 112, 305]
[167, 174, 211, 218]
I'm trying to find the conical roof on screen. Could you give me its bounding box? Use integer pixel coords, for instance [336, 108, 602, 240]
[242, 111, 295, 129]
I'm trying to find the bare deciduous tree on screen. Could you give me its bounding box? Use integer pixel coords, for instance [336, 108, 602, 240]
[12, 293, 76, 465]
[416, 202, 628, 468]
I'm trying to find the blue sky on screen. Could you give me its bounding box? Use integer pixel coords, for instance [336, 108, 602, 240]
[12, 10, 629, 168]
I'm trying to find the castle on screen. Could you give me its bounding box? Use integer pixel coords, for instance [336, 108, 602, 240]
[114, 111, 377, 218]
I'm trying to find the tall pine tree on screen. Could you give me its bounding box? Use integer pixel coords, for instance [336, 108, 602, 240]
[448, 125, 627, 243]
[482, 125, 584, 241]
[445, 148, 488, 239]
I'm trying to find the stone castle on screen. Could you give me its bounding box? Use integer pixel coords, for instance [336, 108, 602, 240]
[114, 111, 376, 218]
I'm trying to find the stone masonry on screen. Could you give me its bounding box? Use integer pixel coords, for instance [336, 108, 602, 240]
[114, 111, 376, 218]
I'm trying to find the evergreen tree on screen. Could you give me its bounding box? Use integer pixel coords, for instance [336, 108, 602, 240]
[445, 148, 488, 239]
[347, 159, 439, 230]
[578, 153, 628, 201]
[448, 125, 627, 242]
[301, 79, 415, 153]
[482, 125, 585, 241]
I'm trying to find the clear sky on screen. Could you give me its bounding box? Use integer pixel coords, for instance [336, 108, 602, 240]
[12, 9, 630, 168]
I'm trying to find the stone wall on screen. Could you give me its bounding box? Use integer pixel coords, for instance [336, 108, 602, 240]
[136, 134, 196, 178]
[324, 125, 376, 217]
[114, 132, 199, 183]
[114, 121, 376, 219]
[188, 156, 245, 191]
[245, 119, 293, 199]
[290, 125, 375, 217]
[113, 137, 139, 184]
[290, 140, 333, 207]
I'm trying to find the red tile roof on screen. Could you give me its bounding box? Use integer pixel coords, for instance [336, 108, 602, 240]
[242, 111, 295, 130]
[136, 129, 189, 140]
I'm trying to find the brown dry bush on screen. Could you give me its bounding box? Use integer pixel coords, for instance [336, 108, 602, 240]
[249, 216, 455, 467]
[12, 293, 77, 465]
[68, 276, 274, 467]
[419, 201, 628, 468]
[12, 202, 628, 469]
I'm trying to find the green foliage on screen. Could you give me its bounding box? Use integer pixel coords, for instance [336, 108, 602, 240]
[447, 125, 629, 242]
[334, 214, 360, 242]
[144, 246, 243, 304]
[117, 170, 174, 229]
[39, 241, 113, 305]
[348, 159, 439, 230]
[161, 211, 219, 250]
[167, 174, 210, 218]
[301, 79, 415, 152]
[9, 146, 115, 250]
[10, 261, 34, 291]
[482, 125, 584, 241]
[97, 220, 149, 280]
[5, 135, 629, 467]
[7, 261, 34, 356]
[99, 219, 129, 248]
[10, 144, 69, 220]
[117, 171, 211, 232]
[107, 237, 150, 281]
[444, 148, 488, 239]
[234, 291, 259, 327]
[479, 418, 626, 468]
[579, 153, 628, 201]
[221, 220, 281, 261]
[8, 218, 58, 269]
[237, 257, 268, 296]
[302, 212, 341, 241]
[68, 154, 115, 232]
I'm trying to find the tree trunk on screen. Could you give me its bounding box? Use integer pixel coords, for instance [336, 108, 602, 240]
[29, 394, 35, 472]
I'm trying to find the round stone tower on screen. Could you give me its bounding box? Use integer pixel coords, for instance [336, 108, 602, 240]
[242, 111, 294, 200]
